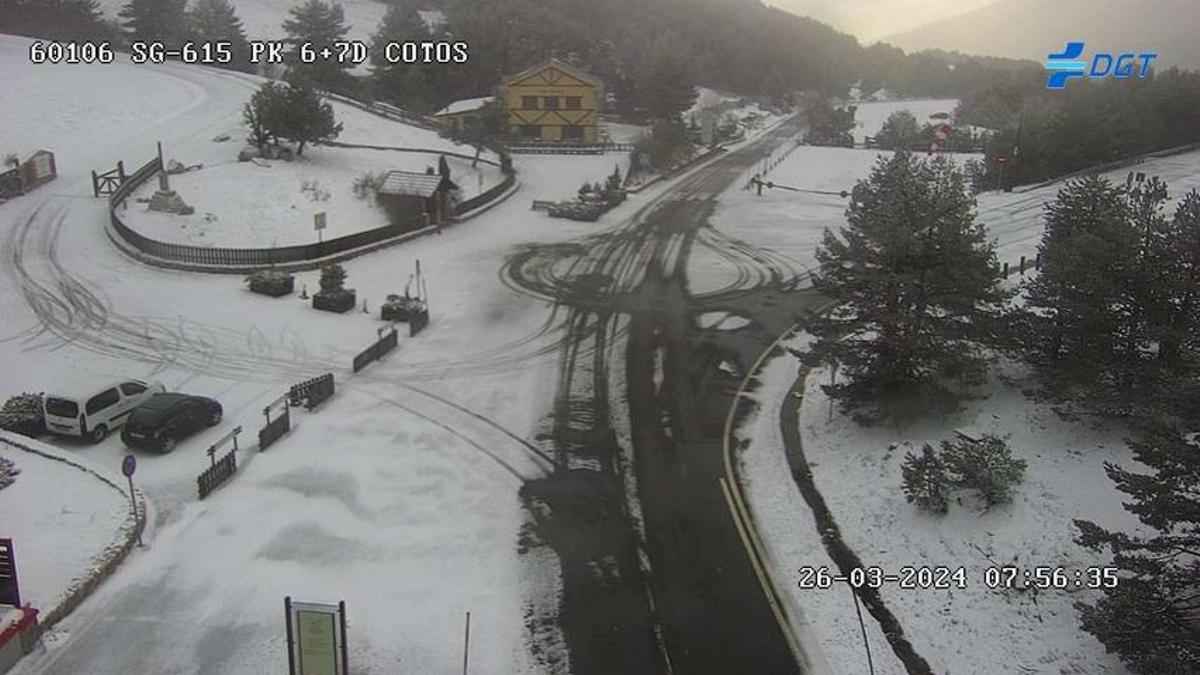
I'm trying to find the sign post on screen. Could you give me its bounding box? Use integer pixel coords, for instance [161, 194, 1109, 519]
[285, 597, 348, 675]
[121, 454, 142, 547]
[314, 211, 327, 244]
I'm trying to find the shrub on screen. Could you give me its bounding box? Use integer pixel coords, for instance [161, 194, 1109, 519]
[942, 434, 1027, 508]
[901, 444, 951, 514]
[353, 171, 386, 200]
[314, 263, 355, 313]
[245, 269, 295, 297]
[0, 392, 45, 437]
[0, 456, 18, 491]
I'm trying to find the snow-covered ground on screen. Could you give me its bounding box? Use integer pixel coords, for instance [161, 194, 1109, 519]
[850, 98, 958, 145]
[123, 145, 503, 247]
[0, 435, 129, 616]
[742, 350, 1145, 675]
[0, 32, 669, 674]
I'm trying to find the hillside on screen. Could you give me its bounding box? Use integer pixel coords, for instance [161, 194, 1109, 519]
[93, 0, 389, 43]
[882, 0, 1200, 70]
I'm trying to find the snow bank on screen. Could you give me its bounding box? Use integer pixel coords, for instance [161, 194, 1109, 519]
[741, 352, 1146, 674]
[0, 434, 129, 615]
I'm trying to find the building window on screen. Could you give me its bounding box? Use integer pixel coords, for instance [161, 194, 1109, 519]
[543, 96, 559, 109]
[520, 125, 542, 140]
[562, 125, 584, 141]
[565, 97, 581, 110]
[521, 96, 538, 109]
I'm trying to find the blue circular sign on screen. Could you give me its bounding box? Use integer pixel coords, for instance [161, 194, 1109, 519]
[122, 454, 137, 477]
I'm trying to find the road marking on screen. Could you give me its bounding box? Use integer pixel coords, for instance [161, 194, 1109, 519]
[719, 299, 837, 672]
[720, 325, 808, 669]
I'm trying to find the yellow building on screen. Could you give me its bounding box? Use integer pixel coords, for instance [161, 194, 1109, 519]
[499, 59, 603, 143]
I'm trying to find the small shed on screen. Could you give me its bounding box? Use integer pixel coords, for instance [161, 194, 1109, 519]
[0, 149, 56, 201]
[377, 170, 458, 229]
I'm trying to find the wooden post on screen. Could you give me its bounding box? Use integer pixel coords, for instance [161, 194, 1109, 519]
[339, 600, 349, 675]
[284, 597, 296, 675]
[461, 611, 471, 675]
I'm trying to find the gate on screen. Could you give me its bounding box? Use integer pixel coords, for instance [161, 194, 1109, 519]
[92, 161, 127, 197]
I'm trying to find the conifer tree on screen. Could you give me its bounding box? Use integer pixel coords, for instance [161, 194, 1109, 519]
[368, 4, 446, 113]
[188, 0, 253, 72]
[1074, 423, 1200, 673]
[800, 151, 1010, 421]
[119, 0, 187, 48]
[0, 0, 110, 42]
[1021, 178, 1200, 420]
[282, 0, 350, 92]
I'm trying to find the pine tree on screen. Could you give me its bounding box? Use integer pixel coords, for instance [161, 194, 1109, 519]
[243, 82, 290, 150]
[1021, 178, 1200, 420]
[800, 151, 1010, 422]
[0, 0, 110, 42]
[876, 109, 921, 150]
[901, 444, 950, 514]
[188, 0, 253, 73]
[940, 434, 1026, 508]
[282, 0, 351, 92]
[369, 3, 440, 113]
[637, 41, 698, 121]
[119, 0, 187, 48]
[1074, 423, 1200, 673]
[279, 82, 343, 156]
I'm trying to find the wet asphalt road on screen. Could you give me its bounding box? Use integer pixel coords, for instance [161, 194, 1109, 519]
[509, 117, 828, 674]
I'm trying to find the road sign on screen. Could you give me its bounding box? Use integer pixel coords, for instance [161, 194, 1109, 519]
[122, 454, 137, 477]
[313, 212, 326, 231]
[286, 597, 348, 675]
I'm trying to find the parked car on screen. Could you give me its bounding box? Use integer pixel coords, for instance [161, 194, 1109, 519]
[44, 380, 166, 443]
[121, 393, 223, 452]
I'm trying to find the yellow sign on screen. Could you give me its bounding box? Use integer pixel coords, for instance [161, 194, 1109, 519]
[314, 212, 327, 231]
[297, 610, 337, 675]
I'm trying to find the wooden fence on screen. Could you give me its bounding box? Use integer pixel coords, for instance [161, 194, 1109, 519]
[352, 327, 399, 373]
[289, 373, 335, 410]
[258, 393, 291, 451]
[106, 152, 514, 269]
[197, 449, 237, 499]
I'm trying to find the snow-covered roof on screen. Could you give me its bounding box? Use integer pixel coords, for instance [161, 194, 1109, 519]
[379, 171, 445, 197]
[432, 96, 494, 117]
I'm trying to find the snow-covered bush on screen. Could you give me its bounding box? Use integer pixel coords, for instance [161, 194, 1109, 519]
[0, 456, 18, 491]
[353, 171, 386, 200]
[0, 393, 45, 437]
[942, 434, 1027, 508]
[245, 269, 294, 297]
[901, 444, 950, 514]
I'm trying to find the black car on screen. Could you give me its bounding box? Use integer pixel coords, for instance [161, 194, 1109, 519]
[121, 393, 223, 452]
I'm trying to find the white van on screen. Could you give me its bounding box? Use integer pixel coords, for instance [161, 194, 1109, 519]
[44, 379, 166, 443]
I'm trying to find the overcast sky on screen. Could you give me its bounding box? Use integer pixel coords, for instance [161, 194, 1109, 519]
[766, 0, 999, 42]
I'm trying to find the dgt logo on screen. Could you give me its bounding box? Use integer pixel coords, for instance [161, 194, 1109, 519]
[1045, 42, 1157, 89]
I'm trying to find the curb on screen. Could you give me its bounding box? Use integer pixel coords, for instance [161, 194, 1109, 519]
[103, 179, 524, 275]
[0, 433, 147, 632]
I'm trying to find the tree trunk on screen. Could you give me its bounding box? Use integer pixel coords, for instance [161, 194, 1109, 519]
[297, 140, 306, 157]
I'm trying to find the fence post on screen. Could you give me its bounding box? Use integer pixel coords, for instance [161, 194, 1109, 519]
[1002, 262, 1009, 277]
[118, 160, 126, 183]
[1019, 256, 1026, 275]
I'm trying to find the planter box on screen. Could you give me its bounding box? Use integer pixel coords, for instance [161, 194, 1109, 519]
[313, 290, 356, 313]
[381, 295, 424, 322]
[248, 274, 294, 297]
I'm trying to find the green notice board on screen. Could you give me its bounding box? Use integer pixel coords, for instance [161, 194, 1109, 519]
[297, 610, 337, 675]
